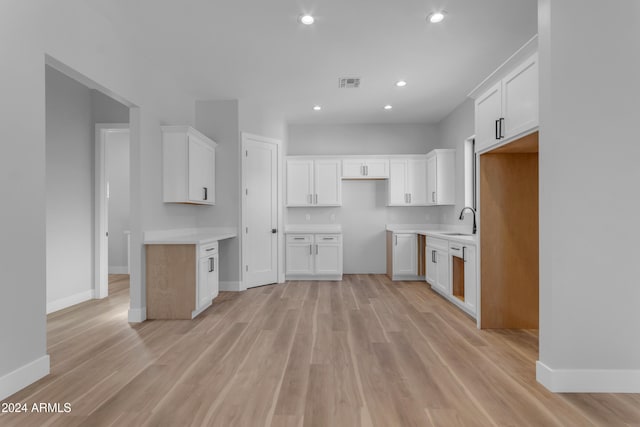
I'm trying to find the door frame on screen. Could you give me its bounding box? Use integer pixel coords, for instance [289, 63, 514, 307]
[240, 132, 284, 290]
[94, 123, 130, 299]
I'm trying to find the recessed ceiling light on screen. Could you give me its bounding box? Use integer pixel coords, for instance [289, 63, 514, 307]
[384, 105, 393, 110]
[427, 11, 446, 23]
[300, 14, 315, 25]
[396, 80, 407, 87]
[313, 105, 322, 111]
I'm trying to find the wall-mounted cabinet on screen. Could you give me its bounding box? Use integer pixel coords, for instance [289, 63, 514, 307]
[426, 149, 455, 205]
[388, 157, 428, 206]
[342, 158, 389, 179]
[162, 126, 217, 205]
[475, 53, 538, 153]
[286, 159, 342, 207]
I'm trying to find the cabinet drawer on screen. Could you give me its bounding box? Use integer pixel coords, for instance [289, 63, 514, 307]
[316, 234, 341, 243]
[287, 234, 313, 243]
[199, 241, 218, 258]
[426, 237, 448, 252]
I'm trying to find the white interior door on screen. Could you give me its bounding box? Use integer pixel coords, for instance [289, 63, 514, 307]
[243, 136, 279, 288]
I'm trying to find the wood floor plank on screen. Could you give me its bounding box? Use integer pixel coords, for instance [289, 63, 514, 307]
[1, 274, 638, 427]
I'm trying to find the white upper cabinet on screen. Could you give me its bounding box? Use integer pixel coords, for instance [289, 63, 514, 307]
[314, 160, 342, 206]
[287, 158, 341, 207]
[342, 158, 389, 179]
[388, 157, 428, 206]
[286, 160, 314, 206]
[426, 149, 455, 206]
[502, 54, 539, 139]
[163, 126, 216, 205]
[474, 53, 539, 153]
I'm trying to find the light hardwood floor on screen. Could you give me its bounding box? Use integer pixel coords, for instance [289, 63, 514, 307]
[2, 274, 639, 426]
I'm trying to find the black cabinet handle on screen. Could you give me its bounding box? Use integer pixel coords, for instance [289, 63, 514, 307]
[203, 187, 208, 201]
[500, 118, 505, 139]
[272, 228, 277, 234]
[208, 257, 214, 272]
[495, 119, 499, 140]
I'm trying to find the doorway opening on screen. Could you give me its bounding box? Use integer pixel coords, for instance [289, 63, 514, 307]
[45, 61, 133, 315]
[479, 131, 539, 330]
[95, 124, 130, 299]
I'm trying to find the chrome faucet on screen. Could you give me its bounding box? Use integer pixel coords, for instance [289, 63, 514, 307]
[459, 207, 477, 234]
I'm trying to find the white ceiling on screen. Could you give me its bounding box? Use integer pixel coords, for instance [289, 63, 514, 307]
[87, 0, 537, 124]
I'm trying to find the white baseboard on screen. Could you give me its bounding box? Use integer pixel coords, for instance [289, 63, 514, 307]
[220, 281, 242, 292]
[0, 355, 50, 401]
[46, 289, 94, 314]
[128, 307, 146, 323]
[108, 266, 129, 274]
[537, 361, 640, 393]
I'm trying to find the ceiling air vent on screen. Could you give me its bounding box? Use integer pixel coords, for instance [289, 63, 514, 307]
[338, 77, 361, 88]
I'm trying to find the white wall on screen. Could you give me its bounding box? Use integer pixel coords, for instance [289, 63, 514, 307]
[106, 131, 130, 273]
[288, 123, 437, 155]
[45, 66, 95, 312]
[537, 0, 640, 392]
[435, 99, 475, 230]
[1, 0, 197, 400]
[287, 123, 445, 273]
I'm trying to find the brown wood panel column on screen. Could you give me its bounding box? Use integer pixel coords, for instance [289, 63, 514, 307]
[480, 132, 539, 329]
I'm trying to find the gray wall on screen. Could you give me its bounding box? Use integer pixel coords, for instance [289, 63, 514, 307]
[537, 0, 640, 389]
[435, 99, 475, 229]
[45, 66, 95, 308]
[195, 100, 242, 285]
[286, 123, 445, 274]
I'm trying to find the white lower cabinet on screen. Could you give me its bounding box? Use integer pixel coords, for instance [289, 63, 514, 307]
[390, 233, 418, 279]
[426, 237, 450, 295]
[425, 236, 478, 319]
[286, 234, 343, 280]
[196, 242, 219, 317]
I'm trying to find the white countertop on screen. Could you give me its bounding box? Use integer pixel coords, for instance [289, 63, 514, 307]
[285, 224, 342, 234]
[144, 227, 238, 245]
[386, 224, 478, 245]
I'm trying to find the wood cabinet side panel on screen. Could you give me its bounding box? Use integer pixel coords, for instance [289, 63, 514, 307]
[146, 244, 196, 319]
[417, 235, 426, 276]
[480, 149, 539, 329]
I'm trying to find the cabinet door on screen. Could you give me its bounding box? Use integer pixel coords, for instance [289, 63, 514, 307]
[475, 81, 502, 152]
[188, 136, 215, 204]
[426, 154, 437, 205]
[287, 160, 314, 206]
[407, 158, 427, 205]
[463, 245, 477, 314]
[365, 159, 390, 178]
[315, 240, 342, 275]
[393, 234, 417, 276]
[388, 160, 408, 205]
[435, 250, 450, 294]
[502, 54, 538, 140]
[342, 159, 365, 178]
[314, 160, 342, 206]
[209, 254, 219, 301]
[426, 247, 437, 285]
[286, 243, 314, 275]
[197, 257, 212, 310]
